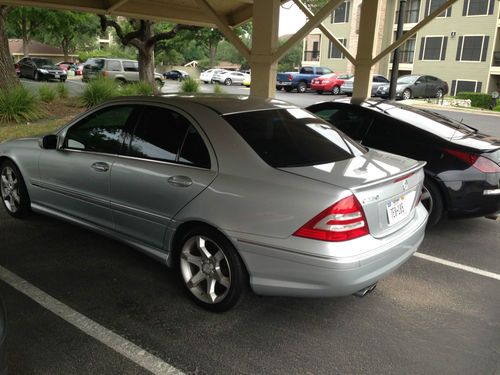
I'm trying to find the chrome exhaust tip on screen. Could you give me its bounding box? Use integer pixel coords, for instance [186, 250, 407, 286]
[353, 283, 377, 297]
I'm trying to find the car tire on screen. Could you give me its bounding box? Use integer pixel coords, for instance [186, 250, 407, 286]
[115, 78, 126, 87]
[421, 178, 444, 228]
[284, 87, 293, 92]
[34, 71, 40, 81]
[332, 85, 341, 95]
[60, 78, 66, 83]
[436, 88, 444, 98]
[224, 78, 232, 86]
[276, 86, 283, 91]
[177, 226, 247, 312]
[297, 82, 307, 93]
[0, 160, 31, 218]
[402, 88, 412, 100]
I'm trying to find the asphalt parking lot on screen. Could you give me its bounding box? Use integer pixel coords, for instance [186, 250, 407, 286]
[6, 79, 500, 374]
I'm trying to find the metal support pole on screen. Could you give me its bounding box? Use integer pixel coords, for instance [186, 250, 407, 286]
[389, 0, 406, 100]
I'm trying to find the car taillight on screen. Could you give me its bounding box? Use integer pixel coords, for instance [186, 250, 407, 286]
[293, 195, 369, 242]
[288, 74, 293, 81]
[444, 148, 500, 173]
[102, 70, 108, 77]
[323, 79, 330, 84]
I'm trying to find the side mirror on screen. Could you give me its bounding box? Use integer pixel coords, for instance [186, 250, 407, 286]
[415, 81, 421, 85]
[39, 134, 59, 150]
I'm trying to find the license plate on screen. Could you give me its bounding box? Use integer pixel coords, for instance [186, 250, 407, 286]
[386, 192, 415, 226]
[55, 74, 59, 78]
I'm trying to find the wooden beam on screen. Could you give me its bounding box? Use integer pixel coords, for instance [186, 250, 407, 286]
[106, 0, 129, 13]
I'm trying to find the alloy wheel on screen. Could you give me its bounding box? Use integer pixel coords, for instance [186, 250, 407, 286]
[332, 85, 340, 95]
[402, 89, 411, 100]
[421, 185, 433, 217]
[1, 166, 20, 214]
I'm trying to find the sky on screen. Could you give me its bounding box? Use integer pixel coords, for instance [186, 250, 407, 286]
[279, 1, 307, 37]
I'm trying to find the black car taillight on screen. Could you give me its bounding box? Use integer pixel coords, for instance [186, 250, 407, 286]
[444, 148, 500, 173]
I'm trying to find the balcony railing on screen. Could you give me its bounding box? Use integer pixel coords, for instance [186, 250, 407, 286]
[493, 51, 500, 66]
[303, 50, 320, 62]
[390, 50, 415, 64]
[394, 9, 420, 24]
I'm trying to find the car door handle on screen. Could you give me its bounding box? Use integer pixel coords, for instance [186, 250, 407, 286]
[91, 162, 109, 172]
[168, 175, 192, 187]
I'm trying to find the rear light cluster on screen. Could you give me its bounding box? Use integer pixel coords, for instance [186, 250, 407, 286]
[287, 74, 293, 82]
[444, 148, 500, 173]
[293, 195, 369, 242]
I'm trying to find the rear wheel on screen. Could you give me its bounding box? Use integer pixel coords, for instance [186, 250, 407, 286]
[402, 88, 412, 100]
[436, 88, 444, 98]
[224, 78, 232, 86]
[421, 178, 444, 228]
[297, 82, 307, 93]
[332, 85, 341, 95]
[177, 226, 246, 312]
[115, 78, 126, 87]
[0, 160, 31, 218]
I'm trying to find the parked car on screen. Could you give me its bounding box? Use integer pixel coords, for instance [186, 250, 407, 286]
[56, 61, 76, 71]
[0, 96, 427, 311]
[212, 71, 249, 85]
[341, 74, 390, 96]
[17, 57, 67, 82]
[276, 66, 333, 93]
[82, 58, 164, 87]
[307, 99, 500, 226]
[376, 74, 448, 100]
[163, 69, 189, 81]
[75, 63, 84, 76]
[199, 69, 227, 84]
[310, 73, 353, 95]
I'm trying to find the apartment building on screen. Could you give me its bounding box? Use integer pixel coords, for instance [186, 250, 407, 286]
[302, 0, 500, 95]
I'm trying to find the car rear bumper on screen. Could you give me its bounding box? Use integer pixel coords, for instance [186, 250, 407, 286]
[235, 204, 428, 298]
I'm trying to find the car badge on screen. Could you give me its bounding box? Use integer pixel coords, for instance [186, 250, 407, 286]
[402, 179, 409, 191]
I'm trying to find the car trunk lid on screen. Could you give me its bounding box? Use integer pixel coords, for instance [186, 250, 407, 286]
[279, 149, 426, 238]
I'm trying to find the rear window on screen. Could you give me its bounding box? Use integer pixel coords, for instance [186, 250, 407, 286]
[223, 108, 365, 168]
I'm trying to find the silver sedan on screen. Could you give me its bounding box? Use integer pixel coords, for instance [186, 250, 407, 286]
[0, 96, 428, 311]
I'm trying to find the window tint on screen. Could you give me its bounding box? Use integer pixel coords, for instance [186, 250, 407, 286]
[122, 61, 138, 72]
[301, 67, 314, 74]
[313, 107, 373, 141]
[107, 60, 122, 71]
[65, 106, 134, 153]
[33, 58, 53, 66]
[179, 126, 211, 168]
[224, 109, 364, 168]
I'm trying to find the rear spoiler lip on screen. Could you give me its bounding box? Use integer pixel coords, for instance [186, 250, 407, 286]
[350, 161, 426, 192]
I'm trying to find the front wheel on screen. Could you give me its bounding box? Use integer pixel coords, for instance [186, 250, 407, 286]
[421, 178, 444, 228]
[0, 160, 31, 218]
[402, 88, 412, 100]
[332, 85, 341, 95]
[224, 78, 232, 86]
[436, 88, 444, 98]
[177, 226, 246, 311]
[297, 82, 307, 93]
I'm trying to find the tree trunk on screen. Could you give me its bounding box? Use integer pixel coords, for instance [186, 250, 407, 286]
[0, 6, 19, 89]
[209, 44, 217, 68]
[62, 37, 70, 61]
[138, 46, 155, 84]
[22, 14, 29, 57]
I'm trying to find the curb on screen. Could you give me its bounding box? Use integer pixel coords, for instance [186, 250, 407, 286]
[406, 100, 500, 118]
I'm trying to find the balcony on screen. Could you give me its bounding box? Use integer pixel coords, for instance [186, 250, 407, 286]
[390, 50, 415, 64]
[303, 50, 320, 62]
[492, 51, 500, 75]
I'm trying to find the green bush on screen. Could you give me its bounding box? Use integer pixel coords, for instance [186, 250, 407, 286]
[56, 82, 69, 99]
[455, 92, 493, 109]
[213, 83, 225, 94]
[80, 78, 119, 108]
[38, 84, 57, 103]
[119, 81, 155, 96]
[180, 77, 200, 93]
[0, 85, 43, 124]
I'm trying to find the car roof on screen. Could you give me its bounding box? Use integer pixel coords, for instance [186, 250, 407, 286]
[105, 94, 296, 115]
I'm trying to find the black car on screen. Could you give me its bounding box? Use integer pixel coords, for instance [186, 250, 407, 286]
[163, 70, 189, 80]
[17, 57, 67, 82]
[376, 74, 448, 100]
[307, 99, 500, 226]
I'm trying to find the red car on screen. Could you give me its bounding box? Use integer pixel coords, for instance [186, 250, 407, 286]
[311, 73, 353, 95]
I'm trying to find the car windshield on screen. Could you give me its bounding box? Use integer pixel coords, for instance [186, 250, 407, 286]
[223, 108, 366, 168]
[87, 59, 105, 69]
[384, 104, 476, 139]
[397, 76, 418, 84]
[32, 58, 54, 66]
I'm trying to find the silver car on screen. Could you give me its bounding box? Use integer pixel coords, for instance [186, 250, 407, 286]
[342, 74, 390, 96]
[0, 96, 428, 311]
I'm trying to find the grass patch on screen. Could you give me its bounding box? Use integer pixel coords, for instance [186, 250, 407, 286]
[180, 77, 200, 93]
[213, 84, 225, 94]
[0, 85, 44, 124]
[80, 78, 119, 108]
[57, 82, 69, 99]
[38, 84, 57, 103]
[119, 81, 155, 96]
[0, 116, 71, 143]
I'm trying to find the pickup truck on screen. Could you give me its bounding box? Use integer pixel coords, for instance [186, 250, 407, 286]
[276, 66, 333, 93]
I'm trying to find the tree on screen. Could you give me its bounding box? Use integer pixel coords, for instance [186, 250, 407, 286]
[6, 7, 49, 56]
[42, 11, 100, 60]
[0, 6, 18, 89]
[99, 16, 198, 84]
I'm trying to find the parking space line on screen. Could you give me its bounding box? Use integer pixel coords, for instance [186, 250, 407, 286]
[0, 265, 184, 375]
[414, 252, 500, 281]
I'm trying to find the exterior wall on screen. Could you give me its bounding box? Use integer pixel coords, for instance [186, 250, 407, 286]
[304, 0, 500, 94]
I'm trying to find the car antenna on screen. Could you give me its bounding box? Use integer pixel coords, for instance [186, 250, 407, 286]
[450, 117, 464, 141]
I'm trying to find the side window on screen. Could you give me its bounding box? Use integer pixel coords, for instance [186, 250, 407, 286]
[122, 61, 138, 72]
[300, 67, 314, 74]
[107, 60, 122, 71]
[315, 68, 324, 75]
[312, 107, 372, 141]
[65, 106, 134, 154]
[363, 116, 413, 152]
[179, 126, 211, 169]
[323, 68, 333, 74]
[128, 106, 190, 163]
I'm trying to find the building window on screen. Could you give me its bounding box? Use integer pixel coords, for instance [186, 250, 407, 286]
[419, 36, 448, 60]
[330, 1, 350, 23]
[456, 35, 489, 61]
[425, 0, 452, 17]
[391, 36, 416, 64]
[395, 0, 421, 24]
[451, 80, 482, 95]
[463, 0, 495, 16]
[328, 39, 347, 59]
